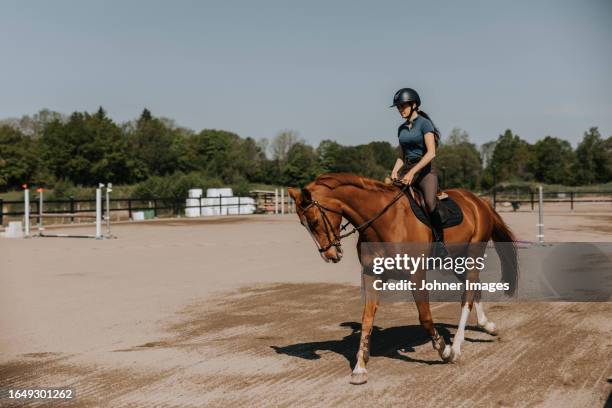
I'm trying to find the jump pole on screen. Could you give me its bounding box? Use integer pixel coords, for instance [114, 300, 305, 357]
[105, 183, 112, 238]
[96, 186, 102, 239]
[537, 185, 544, 244]
[23, 185, 30, 237]
[24, 186, 106, 239]
[38, 188, 43, 232]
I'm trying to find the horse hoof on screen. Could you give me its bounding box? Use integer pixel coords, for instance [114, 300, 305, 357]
[350, 369, 368, 385]
[440, 345, 452, 362]
[449, 349, 461, 364]
[479, 322, 498, 336]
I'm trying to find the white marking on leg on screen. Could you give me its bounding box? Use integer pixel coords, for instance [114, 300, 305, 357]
[451, 303, 470, 360]
[352, 366, 367, 374]
[475, 301, 488, 326]
[475, 301, 497, 335]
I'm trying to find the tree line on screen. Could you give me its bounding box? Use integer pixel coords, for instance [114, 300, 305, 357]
[0, 108, 610, 194]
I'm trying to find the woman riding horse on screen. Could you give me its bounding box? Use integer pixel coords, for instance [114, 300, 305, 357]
[390, 88, 448, 253]
[287, 87, 518, 386]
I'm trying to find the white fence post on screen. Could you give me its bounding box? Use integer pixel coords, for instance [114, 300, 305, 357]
[281, 188, 285, 215]
[275, 188, 279, 214]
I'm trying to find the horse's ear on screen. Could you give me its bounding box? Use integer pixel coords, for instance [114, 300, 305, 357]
[287, 187, 300, 203]
[300, 188, 312, 203]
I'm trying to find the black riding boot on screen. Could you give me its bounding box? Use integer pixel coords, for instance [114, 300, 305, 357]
[430, 203, 449, 258]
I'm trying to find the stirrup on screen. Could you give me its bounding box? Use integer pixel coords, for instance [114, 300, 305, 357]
[430, 225, 448, 258]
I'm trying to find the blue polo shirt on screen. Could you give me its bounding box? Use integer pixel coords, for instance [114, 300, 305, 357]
[398, 115, 435, 162]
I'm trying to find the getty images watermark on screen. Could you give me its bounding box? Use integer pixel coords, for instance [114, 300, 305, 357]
[370, 252, 510, 293]
[360, 242, 612, 302]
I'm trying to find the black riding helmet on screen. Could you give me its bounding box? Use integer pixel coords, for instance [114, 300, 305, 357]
[390, 88, 421, 108]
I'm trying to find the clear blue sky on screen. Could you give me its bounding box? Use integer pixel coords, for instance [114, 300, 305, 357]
[1, 0, 610, 147]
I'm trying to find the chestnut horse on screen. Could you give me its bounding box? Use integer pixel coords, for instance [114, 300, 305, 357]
[287, 172, 517, 385]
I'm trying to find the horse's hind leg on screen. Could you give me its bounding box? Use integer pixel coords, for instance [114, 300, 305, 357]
[350, 274, 378, 385]
[450, 267, 481, 363]
[474, 298, 498, 335]
[412, 269, 451, 361]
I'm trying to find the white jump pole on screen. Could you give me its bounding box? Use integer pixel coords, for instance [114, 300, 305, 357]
[23, 185, 106, 239]
[95, 187, 102, 239]
[281, 188, 285, 215]
[38, 188, 44, 233]
[275, 188, 279, 214]
[24, 187, 30, 237]
[106, 183, 112, 237]
[537, 185, 544, 244]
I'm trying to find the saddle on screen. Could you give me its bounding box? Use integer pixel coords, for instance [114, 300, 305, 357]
[383, 177, 464, 229]
[407, 187, 463, 229]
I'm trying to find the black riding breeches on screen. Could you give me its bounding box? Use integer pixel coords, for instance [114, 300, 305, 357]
[399, 162, 439, 214]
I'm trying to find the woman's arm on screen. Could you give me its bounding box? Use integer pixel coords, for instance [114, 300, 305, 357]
[391, 158, 404, 179]
[401, 132, 436, 184]
[411, 132, 436, 172]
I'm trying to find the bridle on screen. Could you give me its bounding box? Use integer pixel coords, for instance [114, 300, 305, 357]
[300, 182, 409, 253]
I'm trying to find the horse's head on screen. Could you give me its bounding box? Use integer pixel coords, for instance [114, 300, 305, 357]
[288, 186, 344, 263]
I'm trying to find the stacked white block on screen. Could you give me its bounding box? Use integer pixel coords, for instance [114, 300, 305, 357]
[186, 187, 256, 217]
[1, 221, 24, 238]
[132, 211, 146, 221]
[188, 188, 203, 198]
[206, 188, 233, 198]
[185, 189, 204, 217]
[205, 196, 256, 215]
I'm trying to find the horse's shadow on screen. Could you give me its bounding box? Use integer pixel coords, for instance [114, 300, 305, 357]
[271, 322, 494, 368]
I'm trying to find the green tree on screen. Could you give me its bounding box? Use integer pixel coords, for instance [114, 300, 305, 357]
[574, 127, 611, 184]
[603, 136, 612, 181]
[40, 108, 135, 186]
[283, 143, 319, 186]
[230, 137, 267, 182]
[480, 140, 497, 169]
[358, 141, 397, 179]
[316, 140, 395, 180]
[0, 125, 39, 190]
[271, 130, 301, 163]
[187, 129, 241, 182]
[488, 129, 534, 182]
[0, 109, 65, 139]
[126, 109, 192, 179]
[531, 136, 575, 184]
[446, 128, 470, 145]
[436, 129, 482, 189]
[317, 140, 348, 173]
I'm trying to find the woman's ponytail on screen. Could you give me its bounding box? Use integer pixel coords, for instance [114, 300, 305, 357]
[418, 109, 441, 145]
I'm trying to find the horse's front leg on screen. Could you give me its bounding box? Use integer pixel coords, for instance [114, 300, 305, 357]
[350, 274, 378, 385]
[411, 268, 451, 361]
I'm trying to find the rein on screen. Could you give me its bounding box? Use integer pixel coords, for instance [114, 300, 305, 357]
[302, 182, 409, 253]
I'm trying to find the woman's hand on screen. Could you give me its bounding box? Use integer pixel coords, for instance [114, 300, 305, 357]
[391, 158, 403, 181]
[401, 169, 417, 185]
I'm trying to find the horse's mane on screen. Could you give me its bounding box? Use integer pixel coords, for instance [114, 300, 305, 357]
[313, 173, 396, 193]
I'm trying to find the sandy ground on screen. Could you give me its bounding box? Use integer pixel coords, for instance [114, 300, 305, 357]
[1, 209, 611, 407]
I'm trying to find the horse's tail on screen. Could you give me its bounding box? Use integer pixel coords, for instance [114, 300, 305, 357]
[490, 207, 519, 296]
